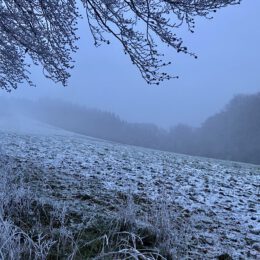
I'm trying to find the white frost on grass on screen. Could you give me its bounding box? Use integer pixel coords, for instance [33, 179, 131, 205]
[0, 122, 259, 259]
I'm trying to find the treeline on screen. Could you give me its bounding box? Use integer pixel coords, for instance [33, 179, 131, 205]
[5, 98, 168, 150]
[194, 93, 260, 164]
[167, 93, 260, 164]
[1, 93, 260, 164]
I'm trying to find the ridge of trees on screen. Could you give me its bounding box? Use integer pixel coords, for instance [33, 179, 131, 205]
[1, 92, 259, 164]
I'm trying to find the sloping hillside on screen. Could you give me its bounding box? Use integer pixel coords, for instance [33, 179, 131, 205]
[0, 120, 259, 259]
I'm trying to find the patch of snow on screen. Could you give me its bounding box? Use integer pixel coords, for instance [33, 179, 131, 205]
[0, 127, 259, 259]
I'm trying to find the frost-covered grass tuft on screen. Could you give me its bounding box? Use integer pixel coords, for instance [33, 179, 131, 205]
[0, 162, 56, 259]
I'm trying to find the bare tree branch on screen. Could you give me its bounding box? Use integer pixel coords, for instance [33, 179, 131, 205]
[0, 0, 241, 91]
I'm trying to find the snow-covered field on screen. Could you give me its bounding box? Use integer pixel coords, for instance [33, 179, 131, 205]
[0, 120, 259, 259]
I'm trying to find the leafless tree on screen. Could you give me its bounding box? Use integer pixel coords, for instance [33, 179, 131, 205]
[0, 0, 241, 91]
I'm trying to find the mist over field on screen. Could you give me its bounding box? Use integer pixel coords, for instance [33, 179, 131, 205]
[0, 0, 260, 259]
[1, 93, 260, 165]
[0, 96, 259, 259]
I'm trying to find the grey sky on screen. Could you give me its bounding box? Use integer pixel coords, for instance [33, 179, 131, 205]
[1, 0, 259, 129]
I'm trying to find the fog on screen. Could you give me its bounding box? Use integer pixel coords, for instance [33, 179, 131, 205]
[0, 1, 260, 164]
[1, 2, 260, 259]
[1, 92, 260, 164]
[0, 0, 259, 129]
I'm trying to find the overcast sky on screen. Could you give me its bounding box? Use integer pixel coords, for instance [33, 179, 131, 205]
[1, 0, 259, 129]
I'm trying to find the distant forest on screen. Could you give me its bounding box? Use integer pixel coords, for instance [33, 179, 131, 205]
[1, 93, 260, 165]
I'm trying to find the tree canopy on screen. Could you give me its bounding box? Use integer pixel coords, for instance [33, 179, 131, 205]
[0, 0, 241, 91]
